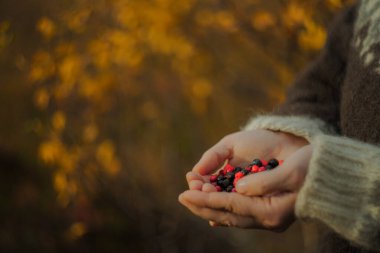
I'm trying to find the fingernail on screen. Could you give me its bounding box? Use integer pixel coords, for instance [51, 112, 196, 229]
[236, 179, 246, 192]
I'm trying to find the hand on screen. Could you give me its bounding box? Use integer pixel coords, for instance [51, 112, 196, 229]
[179, 145, 313, 231]
[186, 129, 308, 191]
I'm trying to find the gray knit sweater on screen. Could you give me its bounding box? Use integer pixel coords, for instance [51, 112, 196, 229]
[244, 1, 380, 252]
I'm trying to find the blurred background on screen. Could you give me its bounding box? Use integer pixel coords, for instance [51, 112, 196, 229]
[0, 0, 352, 252]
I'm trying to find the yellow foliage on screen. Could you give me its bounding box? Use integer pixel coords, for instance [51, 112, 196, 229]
[326, 0, 344, 9]
[36, 17, 56, 40]
[54, 172, 68, 192]
[83, 124, 98, 143]
[96, 140, 120, 176]
[52, 111, 66, 131]
[67, 222, 87, 239]
[298, 20, 327, 51]
[252, 11, 276, 31]
[196, 10, 237, 32]
[64, 9, 91, 33]
[34, 88, 50, 109]
[39, 139, 64, 164]
[191, 79, 212, 99]
[283, 3, 307, 29]
[58, 55, 82, 87]
[29, 51, 55, 82]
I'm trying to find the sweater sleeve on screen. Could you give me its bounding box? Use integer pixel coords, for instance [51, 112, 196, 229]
[296, 134, 380, 251]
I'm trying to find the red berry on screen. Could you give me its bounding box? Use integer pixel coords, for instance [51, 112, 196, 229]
[232, 188, 237, 192]
[218, 170, 224, 175]
[233, 178, 239, 186]
[210, 175, 218, 183]
[224, 164, 234, 174]
[279, 160, 284, 165]
[261, 159, 268, 166]
[258, 166, 266, 172]
[251, 165, 259, 173]
[215, 186, 222, 192]
[234, 172, 244, 179]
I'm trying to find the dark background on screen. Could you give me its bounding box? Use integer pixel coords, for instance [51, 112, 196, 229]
[0, 0, 351, 252]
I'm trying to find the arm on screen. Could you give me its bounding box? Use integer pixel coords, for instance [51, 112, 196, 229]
[244, 4, 357, 139]
[296, 134, 380, 251]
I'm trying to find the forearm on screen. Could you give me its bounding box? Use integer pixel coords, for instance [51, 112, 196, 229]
[296, 134, 380, 251]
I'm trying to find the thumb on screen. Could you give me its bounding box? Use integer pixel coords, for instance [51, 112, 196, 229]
[192, 138, 233, 175]
[236, 166, 289, 196]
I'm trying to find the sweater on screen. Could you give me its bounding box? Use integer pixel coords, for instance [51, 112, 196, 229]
[244, 1, 380, 252]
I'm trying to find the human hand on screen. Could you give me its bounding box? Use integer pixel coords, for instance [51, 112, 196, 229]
[186, 129, 308, 191]
[179, 145, 313, 231]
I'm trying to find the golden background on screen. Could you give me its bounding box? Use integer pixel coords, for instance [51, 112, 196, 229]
[0, 0, 351, 252]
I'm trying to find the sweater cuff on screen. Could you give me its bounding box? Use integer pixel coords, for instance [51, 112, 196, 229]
[242, 115, 335, 143]
[296, 135, 380, 250]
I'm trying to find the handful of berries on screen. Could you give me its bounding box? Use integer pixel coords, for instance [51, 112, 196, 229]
[209, 158, 283, 192]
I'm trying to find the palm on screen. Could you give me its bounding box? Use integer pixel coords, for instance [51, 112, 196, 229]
[187, 129, 307, 190]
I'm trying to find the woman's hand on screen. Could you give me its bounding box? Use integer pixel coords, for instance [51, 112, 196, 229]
[186, 129, 308, 191]
[179, 145, 313, 231]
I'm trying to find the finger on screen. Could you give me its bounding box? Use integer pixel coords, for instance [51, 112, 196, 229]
[192, 138, 233, 176]
[186, 171, 209, 185]
[179, 194, 258, 228]
[189, 180, 203, 190]
[235, 165, 290, 196]
[202, 183, 217, 192]
[180, 190, 264, 217]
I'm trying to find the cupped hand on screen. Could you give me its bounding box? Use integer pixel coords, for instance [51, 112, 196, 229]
[179, 144, 313, 231]
[186, 129, 308, 191]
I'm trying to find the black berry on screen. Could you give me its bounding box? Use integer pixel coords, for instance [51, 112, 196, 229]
[221, 179, 230, 188]
[265, 165, 273, 170]
[241, 169, 250, 175]
[250, 159, 262, 167]
[225, 172, 235, 180]
[268, 158, 279, 168]
[226, 185, 234, 192]
[234, 167, 243, 173]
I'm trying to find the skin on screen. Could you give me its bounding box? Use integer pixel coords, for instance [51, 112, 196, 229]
[178, 129, 313, 231]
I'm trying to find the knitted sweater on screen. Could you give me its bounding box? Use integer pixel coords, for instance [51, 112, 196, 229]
[244, 1, 380, 252]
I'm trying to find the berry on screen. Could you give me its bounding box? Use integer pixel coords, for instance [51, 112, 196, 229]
[224, 164, 235, 174]
[225, 172, 235, 180]
[221, 179, 230, 188]
[241, 169, 250, 176]
[258, 166, 266, 172]
[234, 172, 244, 179]
[226, 185, 234, 192]
[261, 159, 268, 166]
[268, 158, 279, 168]
[250, 159, 262, 167]
[251, 165, 259, 173]
[233, 178, 239, 186]
[208, 157, 282, 193]
[217, 175, 225, 184]
[210, 175, 218, 183]
[265, 165, 273, 170]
